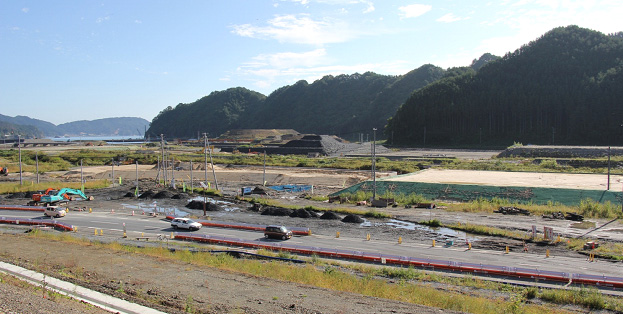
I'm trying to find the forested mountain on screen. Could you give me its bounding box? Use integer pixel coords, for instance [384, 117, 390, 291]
[146, 64, 445, 140]
[0, 114, 61, 136]
[0, 114, 149, 137]
[148, 88, 266, 139]
[387, 26, 623, 146]
[0, 121, 43, 139]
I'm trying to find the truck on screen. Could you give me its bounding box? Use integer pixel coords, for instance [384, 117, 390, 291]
[39, 188, 93, 206]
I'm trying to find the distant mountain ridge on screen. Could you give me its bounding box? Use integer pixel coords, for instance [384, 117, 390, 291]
[0, 114, 149, 137]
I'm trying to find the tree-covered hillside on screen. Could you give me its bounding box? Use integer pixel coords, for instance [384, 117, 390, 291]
[0, 121, 43, 139]
[148, 87, 266, 139]
[387, 26, 623, 146]
[146, 64, 445, 140]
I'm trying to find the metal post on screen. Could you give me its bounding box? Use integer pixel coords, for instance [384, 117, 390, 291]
[190, 159, 193, 193]
[111, 158, 115, 186]
[372, 128, 377, 200]
[206, 134, 219, 190]
[18, 135, 22, 185]
[35, 151, 39, 184]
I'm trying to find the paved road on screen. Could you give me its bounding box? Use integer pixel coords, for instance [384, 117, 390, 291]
[3, 209, 621, 281]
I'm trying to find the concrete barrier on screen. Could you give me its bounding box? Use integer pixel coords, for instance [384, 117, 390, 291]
[0, 217, 75, 231]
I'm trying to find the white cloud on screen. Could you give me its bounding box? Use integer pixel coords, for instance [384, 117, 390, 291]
[231, 14, 356, 45]
[398, 4, 432, 18]
[244, 49, 329, 69]
[96, 16, 110, 23]
[134, 20, 142, 24]
[236, 48, 414, 93]
[21, 7, 29, 13]
[436, 13, 463, 23]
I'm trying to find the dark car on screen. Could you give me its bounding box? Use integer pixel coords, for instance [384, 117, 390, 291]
[264, 225, 292, 240]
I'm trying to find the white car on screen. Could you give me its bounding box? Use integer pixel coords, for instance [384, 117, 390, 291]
[44, 206, 67, 218]
[170, 218, 202, 231]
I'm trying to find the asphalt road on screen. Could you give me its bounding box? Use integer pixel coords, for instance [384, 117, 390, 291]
[3, 209, 622, 281]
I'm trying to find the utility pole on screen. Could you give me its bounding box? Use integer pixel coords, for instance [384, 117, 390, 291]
[160, 134, 166, 184]
[190, 159, 193, 193]
[80, 159, 84, 191]
[206, 134, 219, 190]
[18, 135, 22, 185]
[112, 158, 115, 186]
[372, 128, 377, 200]
[263, 150, 266, 186]
[203, 133, 208, 217]
[35, 151, 39, 184]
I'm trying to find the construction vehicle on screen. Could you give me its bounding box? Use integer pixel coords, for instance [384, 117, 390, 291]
[28, 188, 56, 206]
[0, 167, 7, 176]
[39, 188, 93, 206]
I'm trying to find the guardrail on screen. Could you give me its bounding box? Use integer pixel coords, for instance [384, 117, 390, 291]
[165, 215, 310, 236]
[174, 233, 623, 289]
[0, 216, 75, 231]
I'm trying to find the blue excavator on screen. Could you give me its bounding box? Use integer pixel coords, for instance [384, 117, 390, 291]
[38, 188, 93, 206]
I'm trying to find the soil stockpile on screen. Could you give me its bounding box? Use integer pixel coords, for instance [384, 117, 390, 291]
[153, 191, 174, 199]
[185, 200, 221, 211]
[320, 211, 341, 220]
[261, 206, 293, 216]
[342, 214, 364, 223]
[289, 208, 316, 218]
[138, 190, 154, 199]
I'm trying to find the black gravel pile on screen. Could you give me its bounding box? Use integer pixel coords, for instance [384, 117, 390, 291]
[138, 190, 154, 199]
[7, 192, 26, 199]
[171, 194, 185, 199]
[185, 200, 221, 211]
[123, 192, 134, 198]
[289, 208, 315, 218]
[153, 191, 174, 199]
[24, 191, 36, 198]
[319, 211, 341, 220]
[341, 214, 363, 223]
[261, 206, 293, 216]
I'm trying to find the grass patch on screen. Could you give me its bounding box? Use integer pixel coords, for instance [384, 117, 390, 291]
[0, 180, 110, 195]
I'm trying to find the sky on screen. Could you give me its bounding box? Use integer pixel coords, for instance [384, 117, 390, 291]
[1, 1, 622, 125]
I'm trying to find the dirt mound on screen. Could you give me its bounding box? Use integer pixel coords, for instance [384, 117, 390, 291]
[138, 190, 154, 199]
[342, 214, 363, 223]
[153, 191, 174, 199]
[319, 211, 341, 220]
[289, 208, 315, 218]
[185, 200, 221, 211]
[123, 192, 135, 198]
[171, 194, 185, 199]
[261, 206, 293, 216]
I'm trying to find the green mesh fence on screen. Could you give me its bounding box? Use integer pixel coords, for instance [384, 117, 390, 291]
[332, 180, 623, 206]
